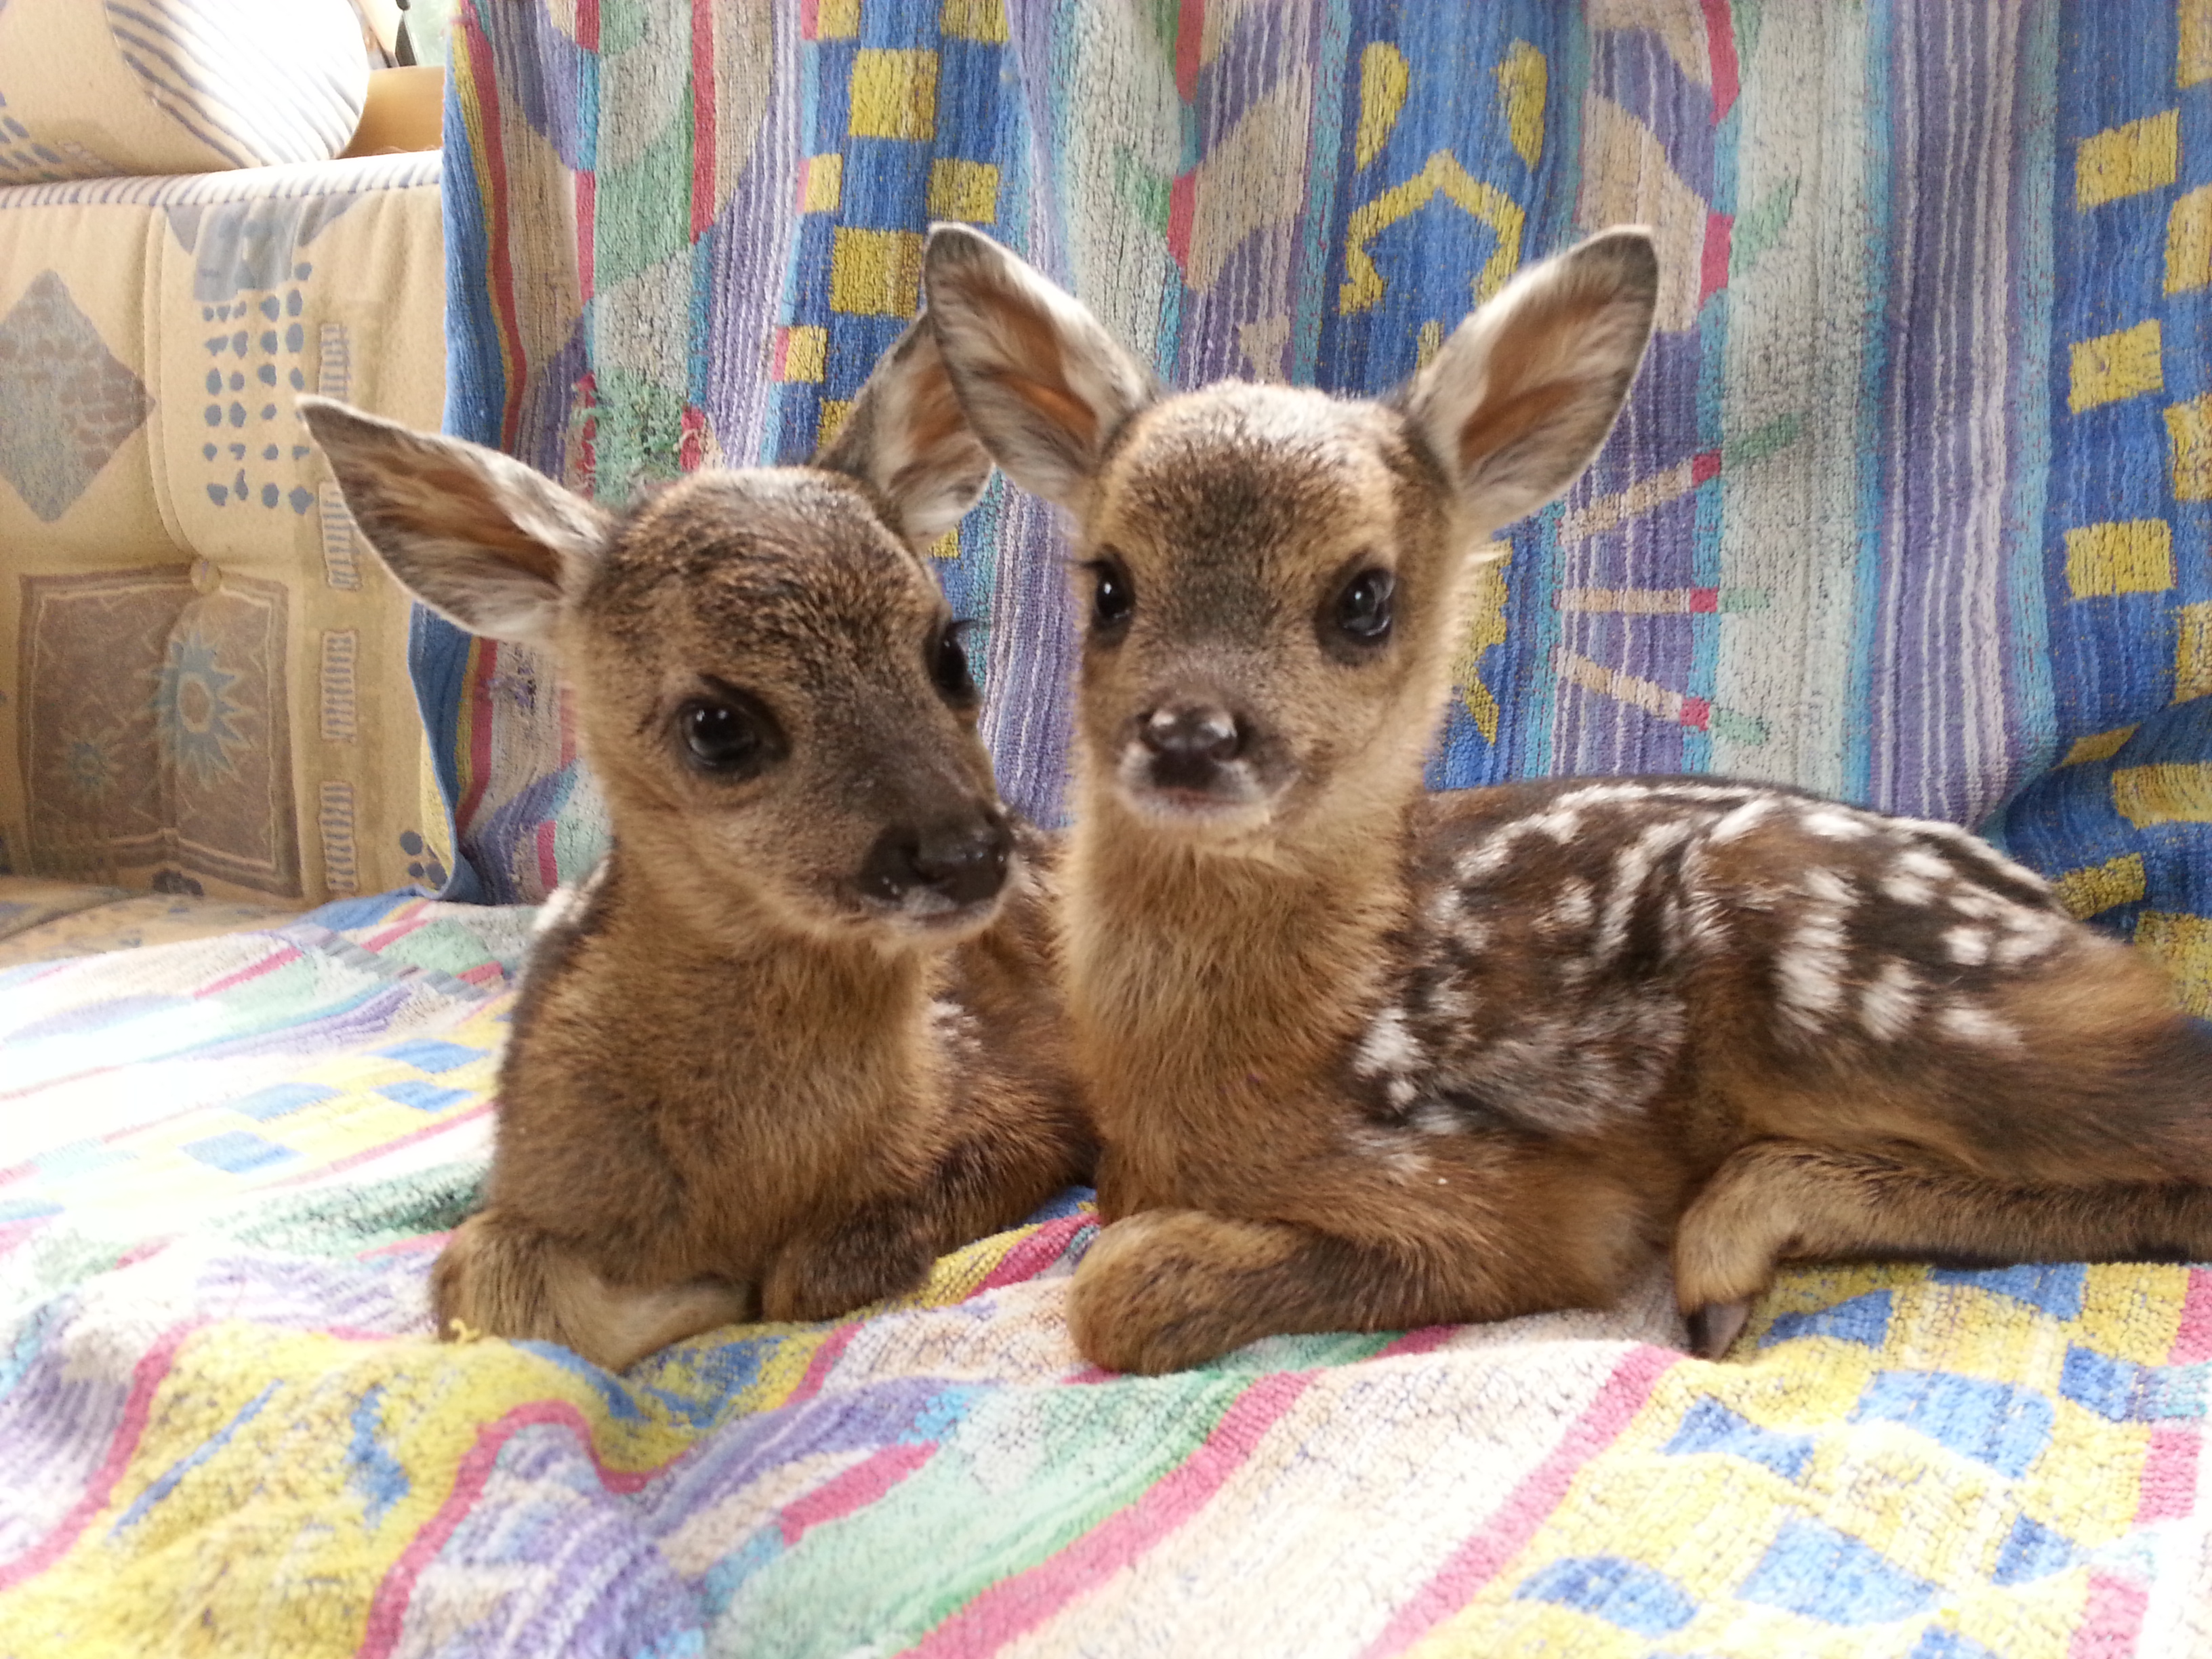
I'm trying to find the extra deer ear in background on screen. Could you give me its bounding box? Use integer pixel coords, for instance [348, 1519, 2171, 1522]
[813, 314, 994, 545]
[1408, 227, 1659, 533]
[921, 223, 1159, 507]
[299, 397, 613, 647]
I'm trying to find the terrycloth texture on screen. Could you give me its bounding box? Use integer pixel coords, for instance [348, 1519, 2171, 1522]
[427, 0, 2212, 1021]
[3, 907, 2212, 1654]
[0, 0, 369, 182]
[0, 878, 298, 965]
[0, 153, 454, 903]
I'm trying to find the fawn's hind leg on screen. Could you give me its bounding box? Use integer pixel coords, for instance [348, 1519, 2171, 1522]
[1068, 1151, 1651, 1374]
[1673, 1139, 2212, 1358]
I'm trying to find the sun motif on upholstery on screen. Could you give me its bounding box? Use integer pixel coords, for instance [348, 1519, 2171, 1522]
[155, 626, 248, 786]
[61, 729, 122, 799]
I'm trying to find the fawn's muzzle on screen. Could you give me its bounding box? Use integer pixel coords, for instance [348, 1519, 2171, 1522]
[1138, 701, 1246, 794]
[859, 811, 1011, 914]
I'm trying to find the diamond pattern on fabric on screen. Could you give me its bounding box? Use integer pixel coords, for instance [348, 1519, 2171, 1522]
[0, 270, 150, 522]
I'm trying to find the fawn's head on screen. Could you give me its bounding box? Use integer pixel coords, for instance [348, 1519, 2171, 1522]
[304, 320, 1017, 946]
[923, 226, 1657, 853]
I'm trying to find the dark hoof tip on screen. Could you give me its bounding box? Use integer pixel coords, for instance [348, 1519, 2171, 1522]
[1685, 1298, 1753, 1360]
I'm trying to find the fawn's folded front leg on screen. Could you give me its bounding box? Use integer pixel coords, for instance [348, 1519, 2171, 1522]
[1673, 1139, 2212, 1359]
[1068, 1157, 1650, 1374]
[760, 1198, 937, 1324]
[433, 1209, 752, 1371]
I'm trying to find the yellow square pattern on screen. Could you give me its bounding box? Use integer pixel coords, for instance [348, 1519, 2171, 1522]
[2076, 109, 2179, 208]
[941, 0, 1009, 42]
[2167, 184, 2212, 293]
[2167, 394, 2212, 499]
[2061, 724, 2138, 765]
[2062, 519, 2173, 597]
[2177, 600, 2212, 701]
[2068, 320, 2162, 413]
[818, 398, 855, 449]
[802, 152, 844, 213]
[2052, 852, 2146, 918]
[2113, 762, 2212, 827]
[2184, 0, 2212, 87]
[927, 158, 1001, 222]
[2137, 910, 2212, 1016]
[850, 49, 939, 142]
[779, 325, 827, 384]
[814, 0, 861, 39]
[829, 226, 925, 315]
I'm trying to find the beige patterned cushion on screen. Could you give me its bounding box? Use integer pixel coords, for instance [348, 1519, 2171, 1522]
[0, 0, 369, 183]
[0, 152, 453, 905]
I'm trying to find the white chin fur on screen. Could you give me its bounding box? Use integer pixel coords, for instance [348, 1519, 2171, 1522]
[1113, 749, 1277, 836]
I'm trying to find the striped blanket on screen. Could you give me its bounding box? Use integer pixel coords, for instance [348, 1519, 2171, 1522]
[4, 897, 2212, 1655]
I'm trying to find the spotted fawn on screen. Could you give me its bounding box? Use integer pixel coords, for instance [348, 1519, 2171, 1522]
[302, 319, 1091, 1372]
[921, 222, 2212, 1374]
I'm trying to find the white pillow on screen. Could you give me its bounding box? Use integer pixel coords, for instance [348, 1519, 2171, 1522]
[0, 0, 369, 183]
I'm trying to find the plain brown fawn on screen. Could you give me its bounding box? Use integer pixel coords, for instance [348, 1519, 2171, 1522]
[302, 319, 1090, 1372]
[921, 222, 2212, 1373]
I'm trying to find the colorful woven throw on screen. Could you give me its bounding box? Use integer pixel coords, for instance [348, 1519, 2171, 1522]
[5, 905, 2212, 1653]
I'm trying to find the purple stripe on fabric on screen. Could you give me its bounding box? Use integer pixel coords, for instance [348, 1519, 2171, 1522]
[1864, 0, 2030, 823]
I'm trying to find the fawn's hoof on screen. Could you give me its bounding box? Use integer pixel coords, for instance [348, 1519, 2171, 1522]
[1684, 1298, 1753, 1360]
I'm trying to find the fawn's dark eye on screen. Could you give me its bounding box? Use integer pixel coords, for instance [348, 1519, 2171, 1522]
[1090, 558, 1134, 634]
[1333, 567, 1395, 644]
[931, 619, 979, 706]
[674, 689, 785, 779]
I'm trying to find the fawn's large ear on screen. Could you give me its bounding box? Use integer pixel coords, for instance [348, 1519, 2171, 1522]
[300, 396, 612, 647]
[1408, 227, 1658, 533]
[813, 314, 993, 544]
[922, 223, 1158, 507]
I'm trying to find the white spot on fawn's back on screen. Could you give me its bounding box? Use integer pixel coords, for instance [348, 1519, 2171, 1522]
[1944, 926, 1991, 966]
[1861, 959, 1919, 1040]
[1937, 1003, 2024, 1050]
[1353, 1005, 1421, 1080]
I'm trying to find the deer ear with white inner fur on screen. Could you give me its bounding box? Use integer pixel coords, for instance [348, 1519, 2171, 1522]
[300, 396, 612, 648]
[921, 223, 1160, 508]
[813, 312, 994, 546]
[1408, 226, 1660, 535]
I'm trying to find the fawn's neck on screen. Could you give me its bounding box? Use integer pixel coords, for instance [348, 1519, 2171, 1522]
[1061, 780, 1413, 1200]
[593, 853, 939, 1138]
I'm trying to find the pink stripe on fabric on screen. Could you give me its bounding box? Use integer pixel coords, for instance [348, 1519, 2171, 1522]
[783, 1322, 862, 1406]
[0, 1321, 199, 1592]
[1699, 210, 1733, 308]
[2169, 1269, 2212, 1364]
[906, 1370, 1317, 1657]
[112, 1237, 173, 1271]
[356, 905, 432, 954]
[972, 1215, 1093, 1295]
[199, 944, 302, 997]
[266, 1101, 493, 1188]
[1359, 1343, 1678, 1658]
[1700, 0, 1739, 120]
[779, 1442, 935, 1545]
[360, 1232, 451, 1259]
[2135, 1429, 2197, 1524]
[1371, 1326, 1457, 1361]
[358, 1400, 662, 1658]
[2068, 1571, 2149, 1658]
[688, 0, 715, 241]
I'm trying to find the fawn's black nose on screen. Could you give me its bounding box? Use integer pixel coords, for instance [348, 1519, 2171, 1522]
[860, 812, 1010, 910]
[1139, 703, 1243, 763]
